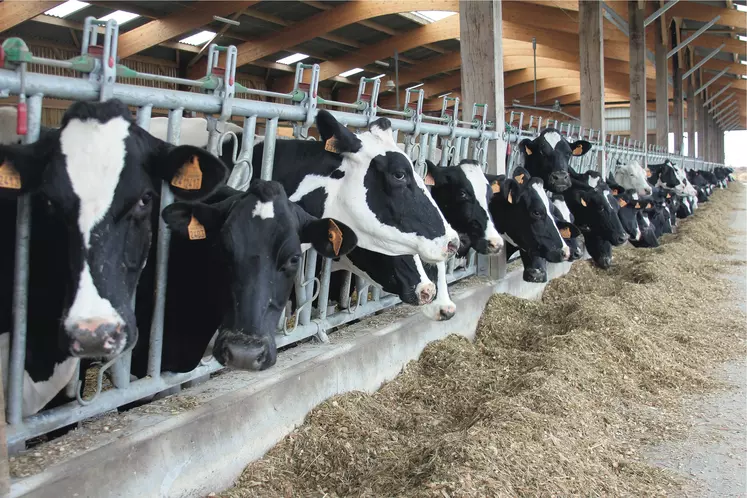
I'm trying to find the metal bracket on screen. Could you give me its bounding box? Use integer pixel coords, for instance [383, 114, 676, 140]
[355, 76, 381, 125]
[81, 16, 119, 101]
[291, 63, 320, 138]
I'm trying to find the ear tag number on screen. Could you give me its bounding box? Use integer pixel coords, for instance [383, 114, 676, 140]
[187, 216, 206, 240]
[0, 161, 21, 190]
[171, 156, 203, 190]
[328, 219, 343, 256]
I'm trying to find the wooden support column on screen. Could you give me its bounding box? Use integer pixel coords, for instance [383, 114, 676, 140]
[687, 72, 696, 157]
[579, 0, 606, 176]
[697, 72, 705, 159]
[628, 2, 647, 163]
[671, 23, 684, 155]
[655, 14, 669, 149]
[459, 0, 505, 279]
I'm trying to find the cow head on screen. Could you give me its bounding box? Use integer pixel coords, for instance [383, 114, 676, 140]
[647, 160, 681, 189]
[519, 128, 592, 193]
[307, 110, 459, 263]
[424, 159, 502, 255]
[549, 193, 584, 261]
[613, 189, 643, 242]
[565, 184, 629, 247]
[489, 167, 570, 263]
[0, 100, 227, 358]
[162, 180, 357, 371]
[613, 159, 652, 196]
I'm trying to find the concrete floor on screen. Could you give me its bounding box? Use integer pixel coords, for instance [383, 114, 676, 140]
[646, 187, 747, 497]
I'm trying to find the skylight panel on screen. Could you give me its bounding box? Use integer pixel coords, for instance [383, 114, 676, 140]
[411, 11, 457, 23]
[180, 31, 217, 46]
[44, 0, 89, 18]
[98, 10, 140, 25]
[339, 67, 364, 78]
[276, 53, 309, 65]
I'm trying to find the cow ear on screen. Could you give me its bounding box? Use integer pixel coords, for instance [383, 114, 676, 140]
[424, 160, 443, 186]
[555, 220, 581, 239]
[504, 178, 521, 204]
[162, 202, 225, 240]
[519, 138, 534, 157]
[156, 145, 229, 201]
[316, 110, 362, 155]
[570, 140, 592, 156]
[512, 166, 530, 185]
[575, 190, 590, 207]
[368, 117, 395, 144]
[0, 134, 57, 199]
[301, 218, 358, 258]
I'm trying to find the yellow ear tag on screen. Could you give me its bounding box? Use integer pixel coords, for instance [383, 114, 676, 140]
[559, 227, 571, 239]
[507, 191, 514, 204]
[572, 144, 584, 156]
[515, 173, 525, 184]
[524, 145, 533, 155]
[187, 215, 206, 240]
[635, 202, 641, 209]
[171, 155, 203, 191]
[491, 181, 500, 194]
[0, 160, 22, 190]
[424, 173, 435, 186]
[324, 137, 340, 154]
[328, 219, 343, 256]
[645, 168, 652, 178]
[618, 198, 627, 208]
[581, 198, 587, 207]
[666, 193, 671, 198]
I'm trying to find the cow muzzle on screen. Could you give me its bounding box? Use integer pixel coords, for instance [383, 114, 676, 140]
[549, 171, 571, 192]
[475, 237, 502, 255]
[214, 332, 277, 371]
[68, 319, 126, 358]
[414, 281, 436, 305]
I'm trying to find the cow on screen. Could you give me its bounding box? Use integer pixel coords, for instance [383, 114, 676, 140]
[548, 192, 585, 262]
[488, 167, 577, 282]
[0, 99, 228, 416]
[646, 160, 681, 189]
[134, 181, 357, 375]
[612, 159, 652, 196]
[518, 128, 593, 193]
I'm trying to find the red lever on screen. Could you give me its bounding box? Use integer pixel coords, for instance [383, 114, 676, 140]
[16, 102, 27, 136]
[0, 47, 5, 68]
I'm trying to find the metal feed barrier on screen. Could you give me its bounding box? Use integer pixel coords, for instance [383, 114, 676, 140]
[0, 18, 726, 450]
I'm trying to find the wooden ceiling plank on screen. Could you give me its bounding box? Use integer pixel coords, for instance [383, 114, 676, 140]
[0, 1, 64, 33]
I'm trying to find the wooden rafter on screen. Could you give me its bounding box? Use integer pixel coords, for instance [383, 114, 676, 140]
[0, 1, 63, 33]
[692, 33, 746, 58]
[117, 1, 259, 59]
[667, 2, 746, 30]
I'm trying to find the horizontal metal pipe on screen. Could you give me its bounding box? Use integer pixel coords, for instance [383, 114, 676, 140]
[708, 93, 735, 114]
[668, 15, 720, 58]
[713, 100, 738, 120]
[695, 66, 731, 96]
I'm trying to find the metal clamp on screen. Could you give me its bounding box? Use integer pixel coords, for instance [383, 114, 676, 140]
[291, 63, 319, 138]
[356, 76, 381, 125]
[81, 17, 119, 101]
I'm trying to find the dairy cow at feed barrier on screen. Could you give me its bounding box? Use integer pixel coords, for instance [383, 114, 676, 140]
[518, 128, 594, 193]
[0, 100, 229, 416]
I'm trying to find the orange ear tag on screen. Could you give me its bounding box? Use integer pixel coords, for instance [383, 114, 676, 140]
[491, 181, 500, 194]
[324, 137, 340, 154]
[424, 173, 435, 186]
[618, 198, 627, 208]
[171, 155, 203, 191]
[572, 145, 584, 156]
[515, 173, 525, 185]
[645, 168, 652, 178]
[0, 160, 21, 190]
[581, 198, 587, 207]
[559, 227, 571, 239]
[187, 216, 206, 240]
[524, 145, 533, 155]
[328, 219, 343, 256]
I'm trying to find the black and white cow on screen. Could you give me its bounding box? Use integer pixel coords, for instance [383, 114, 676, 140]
[0, 100, 228, 415]
[646, 160, 681, 189]
[518, 128, 593, 193]
[548, 192, 585, 262]
[131, 182, 357, 375]
[488, 167, 577, 282]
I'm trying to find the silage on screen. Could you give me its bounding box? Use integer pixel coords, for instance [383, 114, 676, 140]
[221, 184, 747, 498]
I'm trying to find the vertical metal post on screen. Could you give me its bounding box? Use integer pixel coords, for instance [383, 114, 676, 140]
[316, 258, 332, 320]
[7, 94, 42, 426]
[532, 37, 537, 106]
[147, 108, 182, 378]
[260, 117, 278, 180]
[394, 50, 400, 110]
[298, 249, 317, 326]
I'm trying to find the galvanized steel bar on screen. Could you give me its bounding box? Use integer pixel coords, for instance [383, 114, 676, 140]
[708, 93, 735, 114]
[260, 117, 278, 180]
[703, 82, 732, 108]
[7, 94, 42, 426]
[644, 0, 679, 27]
[713, 100, 738, 120]
[695, 66, 732, 96]
[147, 109, 182, 378]
[668, 16, 720, 58]
[682, 43, 725, 81]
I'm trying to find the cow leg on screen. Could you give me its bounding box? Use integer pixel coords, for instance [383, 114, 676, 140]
[420, 261, 456, 321]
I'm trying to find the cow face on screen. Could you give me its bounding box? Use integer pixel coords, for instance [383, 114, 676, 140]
[489, 168, 570, 263]
[614, 190, 643, 242]
[0, 100, 227, 359]
[613, 159, 652, 196]
[566, 185, 628, 247]
[647, 160, 681, 189]
[290, 110, 459, 264]
[341, 249, 436, 306]
[519, 128, 592, 193]
[549, 193, 584, 261]
[425, 159, 502, 255]
[162, 181, 357, 371]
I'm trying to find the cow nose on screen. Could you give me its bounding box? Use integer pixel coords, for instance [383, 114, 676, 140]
[615, 234, 629, 245]
[562, 245, 571, 261]
[224, 338, 276, 371]
[487, 238, 502, 253]
[596, 256, 612, 270]
[446, 236, 460, 257]
[438, 305, 456, 321]
[68, 319, 126, 357]
[417, 282, 436, 305]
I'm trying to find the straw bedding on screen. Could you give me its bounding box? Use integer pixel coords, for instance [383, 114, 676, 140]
[221, 183, 746, 498]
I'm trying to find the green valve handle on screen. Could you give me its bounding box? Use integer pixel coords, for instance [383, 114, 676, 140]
[115, 63, 137, 78]
[211, 45, 230, 52]
[1, 38, 32, 64]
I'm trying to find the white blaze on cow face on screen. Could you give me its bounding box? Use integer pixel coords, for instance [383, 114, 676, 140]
[531, 182, 570, 259]
[552, 197, 572, 223]
[543, 131, 562, 150]
[61, 117, 130, 329]
[290, 123, 459, 263]
[252, 200, 275, 219]
[459, 162, 502, 249]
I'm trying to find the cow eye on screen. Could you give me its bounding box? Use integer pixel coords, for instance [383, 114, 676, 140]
[532, 210, 542, 217]
[138, 192, 153, 208]
[392, 171, 406, 181]
[458, 190, 469, 199]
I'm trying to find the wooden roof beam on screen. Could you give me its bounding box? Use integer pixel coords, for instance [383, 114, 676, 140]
[667, 2, 746, 30]
[233, 0, 457, 68]
[692, 33, 746, 57]
[0, 1, 64, 33]
[118, 1, 259, 59]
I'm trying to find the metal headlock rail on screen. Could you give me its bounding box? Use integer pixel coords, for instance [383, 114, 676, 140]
[0, 18, 726, 449]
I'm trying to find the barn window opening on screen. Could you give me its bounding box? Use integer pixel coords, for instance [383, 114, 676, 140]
[276, 53, 309, 65]
[98, 10, 140, 25]
[180, 31, 217, 46]
[44, 0, 90, 18]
